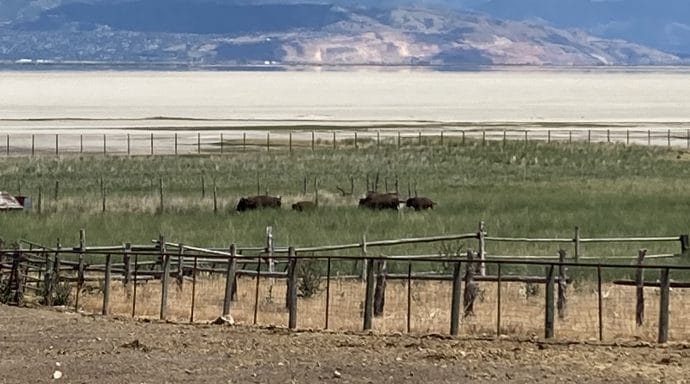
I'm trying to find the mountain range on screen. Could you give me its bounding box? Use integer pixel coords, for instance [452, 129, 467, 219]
[0, 0, 686, 67]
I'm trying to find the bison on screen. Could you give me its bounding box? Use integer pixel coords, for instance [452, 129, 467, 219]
[236, 195, 281, 212]
[405, 196, 435, 211]
[292, 201, 316, 212]
[358, 192, 401, 210]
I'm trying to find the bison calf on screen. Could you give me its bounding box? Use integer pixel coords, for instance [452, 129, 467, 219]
[405, 196, 435, 211]
[292, 201, 316, 211]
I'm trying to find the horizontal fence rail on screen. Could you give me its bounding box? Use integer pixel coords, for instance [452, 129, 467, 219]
[2, 127, 690, 157]
[2, 226, 689, 345]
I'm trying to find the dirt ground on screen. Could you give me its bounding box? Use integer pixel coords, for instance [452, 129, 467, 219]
[1, 305, 689, 384]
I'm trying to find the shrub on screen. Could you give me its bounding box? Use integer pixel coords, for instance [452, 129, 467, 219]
[297, 260, 322, 298]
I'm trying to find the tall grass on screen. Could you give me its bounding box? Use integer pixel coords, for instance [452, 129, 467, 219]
[1, 139, 689, 261]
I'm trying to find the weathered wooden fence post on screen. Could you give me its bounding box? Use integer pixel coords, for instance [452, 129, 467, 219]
[450, 260, 463, 336]
[557, 249, 567, 320]
[680, 234, 689, 254]
[158, 177, 164, 213]
[37, 185, 42, 214]
[213, 178, 218, 214]
[223, 244, 238, 317]
[102, 253, 112, 315]
[200, 174, 205, 198]
[287, 247, 298, 329]
[360, 234, 368, 281]
[325, 258, 332, 329]
[100, 177, 106, 212]
[635, 248, 647, 326]
[31, 134, 35, 157]
[658, 268, 670, 343]
[190, 255, 198, 323]
[311, 130, 315, 151]
[123, 242, 131, 295]
[477, 221, 486, 276]
[464, 250, 476, 317]
[266, 226, 275, 291]
[574, 226, 581, 263]
[176, 244, 185, 291]
[373, 259, 386, 317]
[54, 180, 59, 206]
[363, 258, 375, 331]
[597, 264, 603, 341]
[131, 252, 139, 317]
[159, 234, 169, 320]
[545, 264, 555, 339]
[150, 133, 154, 155]
[43, 242, 56, 306]
[75, 229, 85, 312]
[496, 263, 502, 336]
[51, 239, 61, 306]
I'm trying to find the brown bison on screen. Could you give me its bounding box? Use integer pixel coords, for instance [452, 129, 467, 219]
[405, 196, 435, 211]
[358, 192, 401, 210]
[292, 201, 316, 212]
[236, 195, 281, 212]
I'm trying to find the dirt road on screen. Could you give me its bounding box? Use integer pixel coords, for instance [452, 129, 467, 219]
[0, 304, 688, 383]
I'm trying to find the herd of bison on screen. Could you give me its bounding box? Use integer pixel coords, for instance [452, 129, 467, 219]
[236, 192, 435, 212]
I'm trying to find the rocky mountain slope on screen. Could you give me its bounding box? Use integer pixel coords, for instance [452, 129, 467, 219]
[0, 1, 682, 66]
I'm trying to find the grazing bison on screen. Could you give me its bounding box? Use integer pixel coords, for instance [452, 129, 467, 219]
[358, 192, 401, 210]
[236, 195, 281, 212]
[292, 201, 316, 212]
[406, 196, 435, 211]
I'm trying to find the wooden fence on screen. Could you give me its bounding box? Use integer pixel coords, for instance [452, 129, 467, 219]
[1, 227, 689, 343]
[2, 128, 690, 157]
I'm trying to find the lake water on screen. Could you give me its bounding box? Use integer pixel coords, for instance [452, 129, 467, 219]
[1, 69, 690, 130]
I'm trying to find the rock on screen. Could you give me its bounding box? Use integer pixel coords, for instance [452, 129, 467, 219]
[212, 316, 235, 326]
[333, 370, 341, 378]
[52, 370, 62, 379]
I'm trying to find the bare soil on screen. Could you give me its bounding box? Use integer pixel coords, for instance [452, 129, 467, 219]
[1, 304, 689, 384]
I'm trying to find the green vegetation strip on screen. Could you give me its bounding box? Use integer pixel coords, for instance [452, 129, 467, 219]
[1, 139, 689, 268]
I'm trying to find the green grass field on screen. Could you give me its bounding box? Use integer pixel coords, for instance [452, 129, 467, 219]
[1, 139, 689, 267]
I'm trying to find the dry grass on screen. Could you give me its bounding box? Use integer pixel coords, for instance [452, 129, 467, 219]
[78, 275, 690, 342]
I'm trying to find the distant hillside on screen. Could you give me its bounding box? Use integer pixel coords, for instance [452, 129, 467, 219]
[1, 1, 682, 66]
[477, 0, 690, 56]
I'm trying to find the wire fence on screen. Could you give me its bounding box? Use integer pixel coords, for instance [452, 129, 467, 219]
[2, 128, 690, 156]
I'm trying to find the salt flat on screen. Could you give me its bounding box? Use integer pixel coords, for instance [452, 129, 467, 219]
[1, 69, 690, 153]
